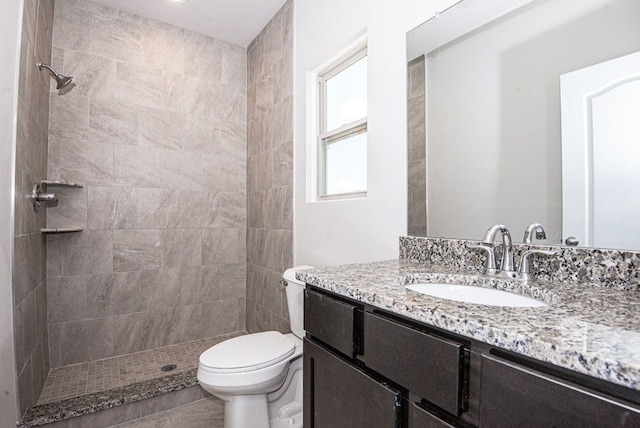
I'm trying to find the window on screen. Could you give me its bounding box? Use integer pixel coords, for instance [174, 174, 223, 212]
[317, 48, 367, 199]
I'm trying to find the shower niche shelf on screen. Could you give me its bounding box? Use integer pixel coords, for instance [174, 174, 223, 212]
[38, 179, 85, 234]
[41, 227, 84, 234]
[41, 180, 83, 188]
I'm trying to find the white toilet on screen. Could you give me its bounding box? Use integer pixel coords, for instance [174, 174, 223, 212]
[197, 266, 312, 428]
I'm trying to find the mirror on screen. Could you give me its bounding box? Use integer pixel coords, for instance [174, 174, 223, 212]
[407, 0, 640, 249]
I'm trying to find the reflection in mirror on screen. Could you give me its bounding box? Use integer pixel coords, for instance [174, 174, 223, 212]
[406, 0, 640, 249]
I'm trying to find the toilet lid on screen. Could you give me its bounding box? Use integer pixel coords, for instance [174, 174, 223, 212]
[199, 331, 295, 373]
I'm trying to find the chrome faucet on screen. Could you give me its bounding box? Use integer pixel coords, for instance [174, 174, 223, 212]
[523, 223, 547, 244]
[482, 224, 516, 278]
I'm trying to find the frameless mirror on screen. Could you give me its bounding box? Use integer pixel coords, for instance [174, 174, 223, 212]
[406, 0, 640, 249]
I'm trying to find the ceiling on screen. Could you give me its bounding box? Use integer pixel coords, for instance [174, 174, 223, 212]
[91, 0, 288, 47]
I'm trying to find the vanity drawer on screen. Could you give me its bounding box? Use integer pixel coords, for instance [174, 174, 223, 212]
[364, 312, 465, 416]
[304, 288, 358, 358]
[480, 354, 640, 427]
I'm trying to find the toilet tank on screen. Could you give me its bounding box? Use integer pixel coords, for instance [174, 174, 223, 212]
[283, 266, 314, 339]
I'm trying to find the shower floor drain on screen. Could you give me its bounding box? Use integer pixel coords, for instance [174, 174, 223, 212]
[161, 364, 177, 372]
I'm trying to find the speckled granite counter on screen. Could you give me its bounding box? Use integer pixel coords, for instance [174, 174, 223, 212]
[19, 369, 198, 427]
[296, 259, 640, 392]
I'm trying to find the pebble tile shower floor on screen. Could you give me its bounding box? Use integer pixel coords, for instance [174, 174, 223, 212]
[38, 334, 239, 405]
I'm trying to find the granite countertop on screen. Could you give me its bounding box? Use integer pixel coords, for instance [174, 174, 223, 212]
[296, 260, 640, 391]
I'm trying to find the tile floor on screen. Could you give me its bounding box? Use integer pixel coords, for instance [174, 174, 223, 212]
[38, 333, 242, 405]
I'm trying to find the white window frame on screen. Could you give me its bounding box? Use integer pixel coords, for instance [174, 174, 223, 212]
[316, 45, 368, 201]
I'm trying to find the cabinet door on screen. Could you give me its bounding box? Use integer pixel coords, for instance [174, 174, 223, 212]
[304, 338, 402, 428]
[411, 403, 456, 428]
[305, 288, 358, 357]
[480, 354, 640, 427]
[364, 312, 464, 416]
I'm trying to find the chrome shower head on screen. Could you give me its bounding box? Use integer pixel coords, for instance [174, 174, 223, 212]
[37, 60, 73, 90]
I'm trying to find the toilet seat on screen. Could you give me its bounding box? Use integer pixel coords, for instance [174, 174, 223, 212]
[199, 331, 295, 373]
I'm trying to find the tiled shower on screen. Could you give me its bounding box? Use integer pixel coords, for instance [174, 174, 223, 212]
[12, 0, 293, 420]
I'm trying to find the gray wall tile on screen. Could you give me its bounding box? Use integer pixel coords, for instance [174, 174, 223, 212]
[115, 62, 162, 108]
[114, 145, 202, 190]
[136, 189, 204, 229]
[114, 229, 162, 272]
[161, 229, 202, 268]
[60, 317, 114, 365]
[88, 186, 137, 230]
[63, 50, 117, 100]
[47, 276, 87, 324]
[89, 98, 138, 146]
[138, 106, 183, 150]
[92, 15, 142, 63]
[45, 0, 248, 366]
[141, 26, 185, 74]
[246, 1, 294, 333]
[59, 230, 113, 276]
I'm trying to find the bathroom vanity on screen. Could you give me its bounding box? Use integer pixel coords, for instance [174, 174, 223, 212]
[299, 244, 640, 427]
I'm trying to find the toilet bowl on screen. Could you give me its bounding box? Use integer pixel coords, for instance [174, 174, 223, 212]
[197, 266, 312, 428]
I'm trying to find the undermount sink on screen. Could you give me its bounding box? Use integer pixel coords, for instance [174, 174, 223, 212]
[405, 283, 548, 308]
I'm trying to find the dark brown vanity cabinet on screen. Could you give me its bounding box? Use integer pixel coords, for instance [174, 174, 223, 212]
[304, 287, 466, 428]
[303, 285, 640, 428]
[480, 354, 640, 427]
[364, 312, 466, 416]
[303, 288, 402, 427]
[304, 338, 402, 428]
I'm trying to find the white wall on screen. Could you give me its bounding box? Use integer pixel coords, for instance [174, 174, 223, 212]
[293, 0, 457, 267]
[0, 0, 22, 424]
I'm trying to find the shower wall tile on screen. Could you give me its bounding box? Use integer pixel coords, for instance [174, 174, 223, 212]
[47, 0, 247, 367]
[58, 230, 113, 276]
[92, 15, 142, 63]
[89, 99, 138, 146]
[161, 229, 202, 268]
[47, 276, 88, 324]
[20, 173, 41, 236]
[136, 189, 204, 229]
[221, 41, 247, 89]
[141, 26, 186, 74]
[184, 32, 222, 81]
[113, 229, 162, 272]
[49, 93, 89, 141]
[246, 0, 293, 334]
[179, 298, 245, 342]
[13, 234, 40, 307]
[181, 265, 218, 306]
[203, 152, 239, 192]
[60, 317, 114, 366]
[22, 0, 37, 51]
[58, 139, 114, 185]
[46, 235, 61, 278]
[161, 71, 187, 112]
[272, 140, 293, 186]
[202, 228, 243, 265]
[35, 0, 54, 79]
[86, 272, 153, 317]
[114, 145, 202, 190]
[138, 106, 183, 150]
[204, 192, 245, 228]
[63, 50, 117, 101]
[148, 267, 185, 310]
[181, 77, 217, 122]
[53, 0, 93, 53]
[87, 186, 137, 230]
[182, 115, 214, 153]
[115, 62, 162, 108]
[218, 263, 247, 300]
